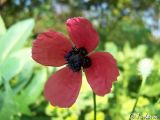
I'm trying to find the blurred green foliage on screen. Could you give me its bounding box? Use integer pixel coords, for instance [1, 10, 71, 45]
[0, 0, 160, 120]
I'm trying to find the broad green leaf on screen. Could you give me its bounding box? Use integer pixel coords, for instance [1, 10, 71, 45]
[13, 60, 34, 93]
[0, 19, 34, 62]
[0, 16, 6, 37]
[0, 48, 31, 81]
[19, 69, 47, 105]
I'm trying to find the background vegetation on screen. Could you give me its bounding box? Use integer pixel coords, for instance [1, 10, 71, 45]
[0, 0, 160, 120]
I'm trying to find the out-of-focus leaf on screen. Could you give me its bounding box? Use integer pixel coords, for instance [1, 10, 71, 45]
[15, 95, 32, 115]
[0, 48, 31, 81]
[0, 19, 34, 62]
[137, 97, 149, 107]
[0, 77, 31, 117]
[85, 111, 105, 120]
[0, 16, 6, 37]
[19, 69, 47, 105]
[0, 83, 18, 120]
[134, 45, 147, 59]
[0, 81, 31, 119]
[0, 73, 2, 85]
[13, 60, 34, 93]
[105, 42, 118, 57]
[141, 83, 160, 97]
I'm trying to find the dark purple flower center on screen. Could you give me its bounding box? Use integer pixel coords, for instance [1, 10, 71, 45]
[65, 47, 91, 72]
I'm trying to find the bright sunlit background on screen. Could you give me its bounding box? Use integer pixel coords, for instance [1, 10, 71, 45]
[0, 0, 160, 120]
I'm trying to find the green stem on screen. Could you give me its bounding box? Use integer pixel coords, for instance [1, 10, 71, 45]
[129, 76, 147, 120]
[93, 92, 96, 120]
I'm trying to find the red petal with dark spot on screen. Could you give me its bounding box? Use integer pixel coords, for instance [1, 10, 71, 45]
[66, 17, 99, 53]
[84, 52, 119, 96]
[44, 67, 82, 108]
[32, 30, 72, 66]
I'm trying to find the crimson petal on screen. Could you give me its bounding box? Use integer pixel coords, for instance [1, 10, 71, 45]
[84, 52, 119, 96]
[66, 17, 99, 53]
[32, 30, 72, 66]
[44, 67, 82, 108]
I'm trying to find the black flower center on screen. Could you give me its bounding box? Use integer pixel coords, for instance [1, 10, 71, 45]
[64, 47, 91, 72]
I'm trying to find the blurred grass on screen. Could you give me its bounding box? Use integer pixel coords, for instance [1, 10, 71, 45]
[0, 0, 160, 120]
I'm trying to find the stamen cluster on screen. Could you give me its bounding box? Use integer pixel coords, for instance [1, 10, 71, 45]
[65, 47, 91, 72]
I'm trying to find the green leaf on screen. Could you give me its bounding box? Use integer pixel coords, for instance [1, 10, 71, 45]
[19, 69, 47, 105]
[0, 19, 34, 62]
[13, 60, 34, 93]
[0, 16, 6, 37]
[0, 48, 31, 81]
[0, 81, 31, 119]
[15, 95, 32, 116]
[105, 42, 118, 57]
[141, 83, 160, 97]
[0, 73, 2, 86]
[0, 83, 18, 120]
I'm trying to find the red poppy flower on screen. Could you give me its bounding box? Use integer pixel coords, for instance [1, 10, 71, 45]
[32, 17, 119, 108]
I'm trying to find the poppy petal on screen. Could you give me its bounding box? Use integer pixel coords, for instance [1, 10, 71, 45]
[32, 30, 72, 66]
[44, 67, 82, 108]
[84, 52, 119, 96]
[66, 17, 99, 53]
